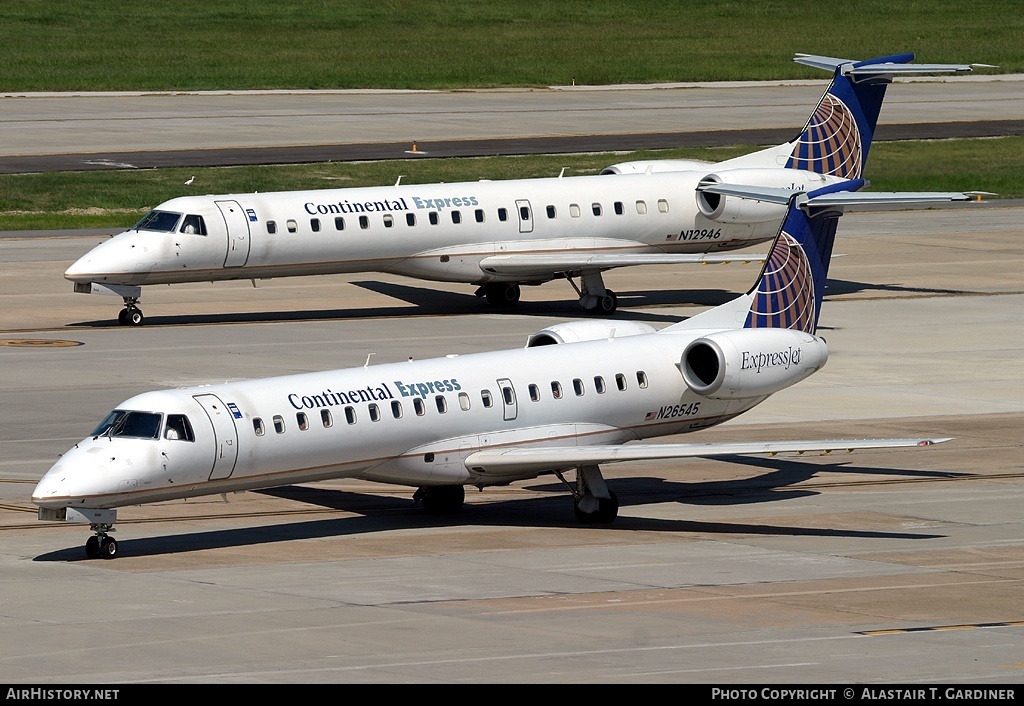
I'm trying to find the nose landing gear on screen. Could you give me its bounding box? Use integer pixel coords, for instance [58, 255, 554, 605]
[84, 523, 118, 559]
[117, 297, 144, 326]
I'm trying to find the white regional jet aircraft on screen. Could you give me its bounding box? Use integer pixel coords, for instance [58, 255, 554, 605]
[35, 178, 971, 558]
[65, 52, 977, 325]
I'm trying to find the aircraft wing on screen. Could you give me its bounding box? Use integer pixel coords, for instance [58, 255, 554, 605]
[478, 252, 766, 277]
[464, 438, 951, 475]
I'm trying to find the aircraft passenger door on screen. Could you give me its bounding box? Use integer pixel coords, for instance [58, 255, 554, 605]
[515, 199, 533, 234]
[497, 378, 518, 421]
[216, 199, 252, 268]
[193, 393, 239, 480]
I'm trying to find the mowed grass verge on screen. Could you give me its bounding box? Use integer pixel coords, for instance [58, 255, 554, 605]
[0, 0, 1021, 90]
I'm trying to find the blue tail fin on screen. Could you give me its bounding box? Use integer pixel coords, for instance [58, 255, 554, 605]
[744, 179, 864, 333]
[785, 53, 916, 180]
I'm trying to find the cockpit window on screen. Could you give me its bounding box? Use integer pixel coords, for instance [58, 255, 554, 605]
[90, 410, 162, 440]
[164, 414, 195, 442]
[132, 210, 182, 233]
[179, 214, 207, 236]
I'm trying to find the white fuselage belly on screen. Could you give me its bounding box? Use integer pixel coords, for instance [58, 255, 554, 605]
[37, 331, 762, 509]
[67, 172, 772, 287]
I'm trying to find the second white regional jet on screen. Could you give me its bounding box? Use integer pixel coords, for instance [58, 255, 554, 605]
[34, 179, 972, 558]
[65, 52, 977, 325]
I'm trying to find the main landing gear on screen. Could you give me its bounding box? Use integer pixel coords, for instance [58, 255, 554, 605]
[414, 464, 619, 525]
[84, 523, 118, 559]
[556, 464, 619, 523]
[117, 296, 144, 326]
[476, 283, 521, 307]
[567, 271, 617, 314]
[414, 485, 466, 515]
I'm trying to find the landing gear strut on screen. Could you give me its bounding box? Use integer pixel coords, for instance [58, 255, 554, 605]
[567, 271, 617, 314]
[84, 523, 118, 559]
[117, 296, 144, 326]
[556, 464, 619, 523]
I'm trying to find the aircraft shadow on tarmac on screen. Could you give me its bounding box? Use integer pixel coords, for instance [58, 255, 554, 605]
[67, 276, 975, 329]
[34, 457, 962, 561]
[69, 282, 737, 328]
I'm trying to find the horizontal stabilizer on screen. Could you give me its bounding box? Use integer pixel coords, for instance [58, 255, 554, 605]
[696, 182, 974, 210]
[478, 251, 766, 276]
[465, 438, 951, 475]
[793, 53, 979, 75]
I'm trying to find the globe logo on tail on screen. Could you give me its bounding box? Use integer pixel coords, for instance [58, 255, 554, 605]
[786, 94, 863, 180]
[746, 231, 816, 333]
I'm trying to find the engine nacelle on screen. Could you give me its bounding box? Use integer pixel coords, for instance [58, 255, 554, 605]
[681, 328, 828, 400]
[527, 320, 657, 347]
[696, 168, 845, 224]
[600, 159, 713, 175]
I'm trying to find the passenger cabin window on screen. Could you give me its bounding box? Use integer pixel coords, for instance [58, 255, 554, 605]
[594, 376, 606, 394]
[345, 406, 356, 424]
[616, 373, 627, 391]
[519, 206, 530, 221]
[391, 400, 403, 419]
[164, 414, 195, 441]
[502, 385, 515, 406]
[132, 210, 181, 233]
[451, 211, 462, 224]
[569, 204, 581, 218]
[658, 199, 669, 213]
[481, 390, 493, 408]
[321, 409, 333, 427]
[406, 213, 416, 226]
[310, 218, 321, 232]
[475, 209, 485, 223]
[286, 220, 297, 233]
[435, 395, 447, 413]
[296, 412, 309, 431]
[359, 215, 369, 229]
[253, 418, 265, 436]
[636, 200, 648, 215]
[614, 202, 624, 215]
[551, 381, 562, 399]
[267, 221, 277, 234]
[273, 415, 285, 434]
[637, 371, 649, 388]
[383, 214, 394, 228]
[180, 215, 207, 235]
[573, 378, 585, 396]
[91, 410, 162, 440]
[413, 398, 425, 416]
[498, 208, 508, 222]
[592, 203, 603, 216]
[546, 205, 556, 219]
[458, 392, 471, 411]
[429, 212, 439, 225]
[529, 384, 540, 401]
[335, 217, 345, 231]
[369, 404, 381, 422]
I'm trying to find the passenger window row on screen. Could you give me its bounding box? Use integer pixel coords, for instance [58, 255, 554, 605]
[262, 198, 670, 235]
[249, 371, 649, 436]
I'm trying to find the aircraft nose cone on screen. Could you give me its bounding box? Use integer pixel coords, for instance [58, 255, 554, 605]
[64, 232, 135, 282]
[31, 471, 66, 507]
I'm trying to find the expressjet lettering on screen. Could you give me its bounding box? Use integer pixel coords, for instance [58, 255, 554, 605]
[741, 346, 802, 373]
[288, 384, 396, 410]
[394, 378, 462, 398]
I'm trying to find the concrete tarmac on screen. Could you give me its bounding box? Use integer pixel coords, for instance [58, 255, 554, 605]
[1, 204, 1022, 683]
[3, 74, 1024, 172]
